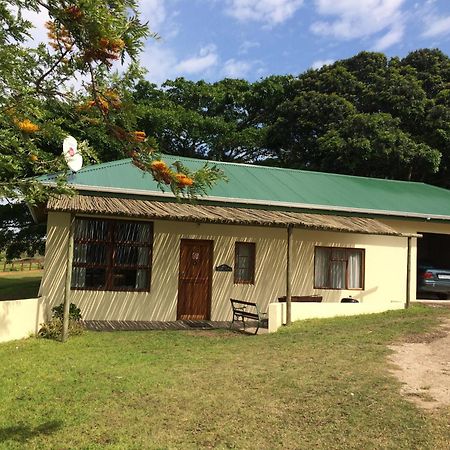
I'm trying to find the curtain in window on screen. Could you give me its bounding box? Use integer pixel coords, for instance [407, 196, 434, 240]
[314, 247, 329, 287]
[71, 219, 152, 291]
[330, 249, 346, 289]
[72, 220, 89, 287]
[315, 247, 363, 289]
[347, 250, 362, 289]
[135, 246, 150, 289]
[235, 243, 255, 283]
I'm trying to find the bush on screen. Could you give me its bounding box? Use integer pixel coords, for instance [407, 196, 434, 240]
[51, 303, 82, 321]
[38, 303, 84, 340]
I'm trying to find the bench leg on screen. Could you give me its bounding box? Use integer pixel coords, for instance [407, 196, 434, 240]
[230, 314, 236, 330]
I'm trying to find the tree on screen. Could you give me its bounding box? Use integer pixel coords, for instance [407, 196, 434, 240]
[135, 77, 267, 163]
[266, 91, 356, 169]
[0, 1, 225, 204]
[0, 202, 45, 260]
[316, 113, 441, 180]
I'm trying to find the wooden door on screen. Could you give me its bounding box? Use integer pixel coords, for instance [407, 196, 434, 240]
[177, 239, 213, 320]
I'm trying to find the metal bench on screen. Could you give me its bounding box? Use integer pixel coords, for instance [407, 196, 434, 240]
[229, 299, 267, 335]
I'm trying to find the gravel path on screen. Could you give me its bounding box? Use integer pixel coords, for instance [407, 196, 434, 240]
[388, 317, 450, 410]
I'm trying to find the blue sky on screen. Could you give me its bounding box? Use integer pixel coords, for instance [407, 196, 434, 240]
[25, 0, 450, 84]
[137, 0, 450, 83]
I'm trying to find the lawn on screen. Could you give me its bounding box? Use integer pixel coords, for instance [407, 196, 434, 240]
[0, 305, 449, 449]
[0, 271, 43, 301]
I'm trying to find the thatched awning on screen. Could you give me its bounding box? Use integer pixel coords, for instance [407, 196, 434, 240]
[47, 195, 403, 236]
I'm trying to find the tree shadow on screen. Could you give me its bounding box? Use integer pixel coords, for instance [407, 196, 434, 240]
[0, 420, 62, 444]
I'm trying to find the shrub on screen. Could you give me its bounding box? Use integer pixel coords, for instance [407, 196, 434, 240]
[38, 303, 84, 340]
[51, 302, 82, 321]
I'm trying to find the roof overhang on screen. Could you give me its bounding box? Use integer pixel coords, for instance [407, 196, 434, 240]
[47, 194, 409, 237]
[40, 181, 450, 222]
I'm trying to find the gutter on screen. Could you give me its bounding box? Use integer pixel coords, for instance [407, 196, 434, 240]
[40, 181, 450, 223]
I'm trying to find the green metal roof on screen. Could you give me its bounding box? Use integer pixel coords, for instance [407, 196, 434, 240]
[39, 154, 450, 220]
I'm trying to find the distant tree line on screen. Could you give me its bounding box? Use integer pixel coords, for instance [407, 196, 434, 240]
[2, 48, 450, 258]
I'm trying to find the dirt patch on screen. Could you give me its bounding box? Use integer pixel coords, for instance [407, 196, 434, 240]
[388, 318, 450, 410]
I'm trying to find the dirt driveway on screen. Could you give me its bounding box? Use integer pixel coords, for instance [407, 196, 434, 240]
[388, 316, 450, 410]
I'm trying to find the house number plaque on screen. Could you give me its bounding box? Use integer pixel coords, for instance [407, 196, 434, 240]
[215, 264, 232, 272]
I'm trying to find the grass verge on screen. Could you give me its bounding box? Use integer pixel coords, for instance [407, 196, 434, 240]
[0, 270, 42, 301]
[0, 304, 449, 449]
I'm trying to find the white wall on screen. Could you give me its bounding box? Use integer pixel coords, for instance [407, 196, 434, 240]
[0, 298, 44, 343]
[268, 300, 404, 333]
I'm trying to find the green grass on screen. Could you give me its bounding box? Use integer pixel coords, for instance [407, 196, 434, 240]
[0, 271, 42, 301]
[0, 305, 449, 449]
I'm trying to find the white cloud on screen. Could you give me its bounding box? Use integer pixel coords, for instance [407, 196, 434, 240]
[223, 59, 252, 78]
[422, 15, 450, 38]
[225, 0, 304, 26]
[141, 44, 179, 84]
[139, 0, 167, 31]
[238, 40, 261, 54]
[311, 58, 335, 69]
[175, 45, 218, 75]
[311, 0, 406, 49]
[373, 24, 404, 50]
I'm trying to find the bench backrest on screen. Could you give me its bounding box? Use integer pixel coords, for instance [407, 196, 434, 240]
[230, 298, 261, 315]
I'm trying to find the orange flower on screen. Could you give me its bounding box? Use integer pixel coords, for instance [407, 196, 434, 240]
[98, 38, 110, 48]
[175, 173, 194, 187]
[151, 160, 168, 172]
[16, 119, 39, 133]
[132, 131, 146, 142]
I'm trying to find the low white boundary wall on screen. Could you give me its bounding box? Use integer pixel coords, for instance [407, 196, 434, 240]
[268, 301, 405, 333]
[0, 298, 44, 343]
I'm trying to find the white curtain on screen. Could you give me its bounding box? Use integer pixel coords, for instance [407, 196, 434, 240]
[314, 247, 329, 288]
[347, 250, 362, 289]
[315, 247, 362, 289]
[330, 249, 346, 289]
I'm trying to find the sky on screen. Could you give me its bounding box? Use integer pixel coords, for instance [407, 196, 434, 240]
[26, 0, 450, 84]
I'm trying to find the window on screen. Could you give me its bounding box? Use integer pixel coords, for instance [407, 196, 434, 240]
[71, 218, 153, 292]
[234, 242, 256, 284]
[314, 247, 364, 290]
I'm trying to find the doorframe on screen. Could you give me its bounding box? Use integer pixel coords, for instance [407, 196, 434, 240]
[177, 238, 214, 320]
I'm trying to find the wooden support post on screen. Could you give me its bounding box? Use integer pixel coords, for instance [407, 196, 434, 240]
[286, 225, 293, 326]
[62, 216, 75, 342]
[405, 236, 411, 309]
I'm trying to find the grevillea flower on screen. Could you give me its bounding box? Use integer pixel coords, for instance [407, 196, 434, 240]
[175, 173, 194, 186]
[16, 119, 39, 133]
[151, 160, 168, 171]
[132, 131, 146, 142]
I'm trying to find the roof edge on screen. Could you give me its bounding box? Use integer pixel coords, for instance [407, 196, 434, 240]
[40, 181, 450, 222]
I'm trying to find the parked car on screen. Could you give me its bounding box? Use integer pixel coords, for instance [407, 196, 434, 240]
[417, 264, 450, 299]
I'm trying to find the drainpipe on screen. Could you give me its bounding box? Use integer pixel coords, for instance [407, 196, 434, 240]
[62, 215, 75, 342]
[405, 236, 411, 309]
[286, 225, 293, 326]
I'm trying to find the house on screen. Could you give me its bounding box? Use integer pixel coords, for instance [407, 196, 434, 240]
[35, 155, 450, 332]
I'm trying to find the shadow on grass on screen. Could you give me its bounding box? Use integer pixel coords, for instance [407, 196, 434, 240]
[0, 420, 62, 443]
